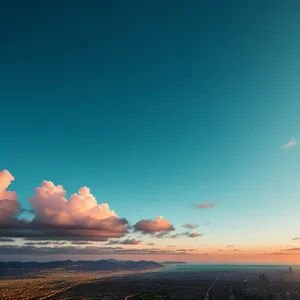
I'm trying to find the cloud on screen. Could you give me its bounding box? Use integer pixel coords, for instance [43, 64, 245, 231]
[71, 241, 93, 245]
[0, 237, 15, 242]
[188, 232, 202, 238]
[226, 245, 235, 248]
[281, 247, 300, 251]
[134, 216, 174, 234]
[147, 243, 155, 246]
[233, 249, 240, 252]
[292, 237, 300, 241]
[281, 137, 296, 150]
[0, 170, 19, 222]
[0, 245, 190, 256]
[269, 251, 300, 256]
[196, 201, 215, 209]
[24, 241, 67, 246]
[170, 232, 203, 238]
[106, 239, 141, 245]
[153, 232, 170, 238]
[0, 171, 128, 241]
[218, 249, 223, 252]
[182, 223, 199, 229]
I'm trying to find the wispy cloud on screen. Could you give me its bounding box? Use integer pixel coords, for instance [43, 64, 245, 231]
[24, 241, 67, 246]
[182, 223, 199, 229]
[281, 247, 300, 251]
[0, 245, 190, 256]
[106, 239, 141, 245]
[0, 237, 15, 243]
[281, 137, 296, 150]
[71, 241, 93, 245]
[170, 232, 203, 238]
[292, 237, 300, 241]
[196, 201, 215, 209]
[226, 245, 235, 248]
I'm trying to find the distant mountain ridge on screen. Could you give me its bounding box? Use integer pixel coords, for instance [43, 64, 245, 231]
[0, 259, 163, 273]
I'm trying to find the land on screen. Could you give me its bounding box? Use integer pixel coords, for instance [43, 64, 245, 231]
[1, 262, 300, 300]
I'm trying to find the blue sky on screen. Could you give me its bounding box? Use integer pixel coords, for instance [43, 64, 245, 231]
[0, 1, 300, 260]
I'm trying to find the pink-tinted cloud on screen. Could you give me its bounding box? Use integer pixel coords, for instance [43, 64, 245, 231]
[0, 171, 128, 241]
[0, 170, 19, 222]
[134, 216, 175, 234]
[196, 201, 215, 209]
[188, 232, 202, 238]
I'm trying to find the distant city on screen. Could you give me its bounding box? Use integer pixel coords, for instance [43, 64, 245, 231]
[1, 260, 300, 299]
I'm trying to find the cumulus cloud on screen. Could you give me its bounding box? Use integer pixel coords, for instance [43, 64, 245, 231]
[134, 216, 174, 234]
[196, 201, 215, 209]
[107, 238, 141, 245]
[182, 223, 199, 229]
[0, 237, 15, 242]
[0, 171, 128, 241]
[281, 137, 296, 150]
[0, 170, 19, 223]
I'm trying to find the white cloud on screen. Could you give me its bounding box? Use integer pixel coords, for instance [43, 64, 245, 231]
[281, 137, 296, 150]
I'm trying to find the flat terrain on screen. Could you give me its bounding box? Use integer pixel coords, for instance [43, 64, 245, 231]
[1, 265, 300, 299]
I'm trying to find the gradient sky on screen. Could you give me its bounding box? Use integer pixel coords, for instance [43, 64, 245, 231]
[1, 1, 300, 262]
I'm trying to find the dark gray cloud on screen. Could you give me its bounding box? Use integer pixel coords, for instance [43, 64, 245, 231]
[182, 224, 199, 229]
[106, 239, 141, 245]
[24, 241, 67, 246]
[0, 245, 190, 256]
[0, 216, 129, 241]
[170, 232, 203, 238]
[0, 237, 15, 242]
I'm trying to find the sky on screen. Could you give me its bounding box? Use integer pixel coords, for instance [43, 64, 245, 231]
[0, 0, 300, 263]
